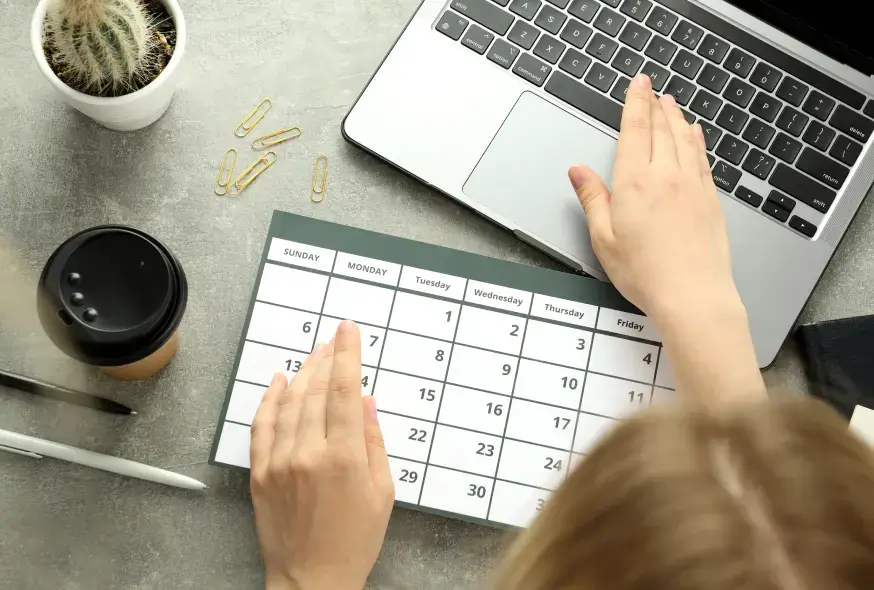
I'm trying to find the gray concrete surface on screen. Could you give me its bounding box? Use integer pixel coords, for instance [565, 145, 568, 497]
[0, 0, 872, 588]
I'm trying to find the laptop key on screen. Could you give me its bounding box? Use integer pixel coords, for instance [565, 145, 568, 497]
[715, 135, 749, 165]
[769, 132, 802, 164]
[567, 0, 599, 23]
[436, 11, 470, 40]
[776, 106, 809, 137]
[618, 21, 652, 51]
[545, 0, 570, 8]
[715, 103, 748, 134]
[697, 34, 729, 64]
[493, 0, 511, 5]
[560, 19, 593, 49]
[611, 76, 632, 103]
[796, 148, 849, 190]
[594, 8, 626, 36]
[750, 92, 782, 123]
[671, 20, 703, 49]
[559, 48, 593, 78]
[762, 199, 790, 222]
[601, 0, 622, 7]
[699, 120, 722, 150]
[711, 160, 742, 192]
[586, 33, 619, 62]
[585, 62, 618, 92]
[664, 76, 696, 106]
[644, 36, 678, 66]
[508, 20, 540, 50]
[723, 48, 755, 78]
[535, 5, 568, 34]
[767, 190, 796, 212]
[776, 76, 808, 107]
[510, 0, 542, 20]
[830, 105, 874, 143]
[707, 153, 715, 167]
[723, 78, 755, 108]
[788, 216, 817, 238]
[865, 100, 874, 119]
[802, 121, 835, 152]
[681, 109, 695, 123]
[450, 0, 514, 35]
[742, 149, 776, 180]
[461, 25, 496, 54]
[487, 38, 522, 69]
[735, 185, 764, 207]
[613, 47, 643, 76]
[534, 34, 567, 64]
[645, 8, 678, 36]
[697, 63, 729, 93]
[640, 61, 669, 91]
[750, 63, 782, 93]
[742, 118, 776, 149]
[829, 135, 863, 166]
[544, 71, 623, 130]
[769, 163, 836, 213]
[670, 50, 704, 80]
[690, 89, 722, 120]
[802, 91, 835, 122]
[512, 53, 552, 87]
[619, 0, 652, 22]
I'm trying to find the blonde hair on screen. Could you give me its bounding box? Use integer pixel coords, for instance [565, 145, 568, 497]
[491, 396, 874, 590]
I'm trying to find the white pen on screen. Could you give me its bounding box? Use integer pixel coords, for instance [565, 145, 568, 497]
[0, 428, 207, 491]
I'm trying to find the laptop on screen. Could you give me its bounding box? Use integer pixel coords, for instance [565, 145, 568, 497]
[343, 0, 874, 368]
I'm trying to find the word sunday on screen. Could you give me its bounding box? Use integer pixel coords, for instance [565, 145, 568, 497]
[284, 248, 320, 262]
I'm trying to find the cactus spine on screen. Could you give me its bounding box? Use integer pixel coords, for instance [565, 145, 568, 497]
[44, 0, 159, 96]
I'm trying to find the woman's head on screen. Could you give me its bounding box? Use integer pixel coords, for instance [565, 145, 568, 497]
[492, 396, 874, 590]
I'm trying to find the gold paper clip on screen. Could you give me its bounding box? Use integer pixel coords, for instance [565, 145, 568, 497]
[228, 152, 277, 196]
[311, 154, 328, 203]
[252, 126, 302, 150]
[234, 98, 272, 138]
[214, 148, 238, 195]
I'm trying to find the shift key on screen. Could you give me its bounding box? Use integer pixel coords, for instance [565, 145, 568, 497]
[451, 0, 514, 35]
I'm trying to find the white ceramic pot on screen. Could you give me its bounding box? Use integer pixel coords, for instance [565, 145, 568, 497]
[30, 0, 187, 131]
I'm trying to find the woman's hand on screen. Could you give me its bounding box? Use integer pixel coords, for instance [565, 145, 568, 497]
[569, 74, 738, 322]
[250, 321, 395, 590]
[570, 74, 765, 405]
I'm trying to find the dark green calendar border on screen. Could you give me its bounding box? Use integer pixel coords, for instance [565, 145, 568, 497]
[209, 210, 639, 527]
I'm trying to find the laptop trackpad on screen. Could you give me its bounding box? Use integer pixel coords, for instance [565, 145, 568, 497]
[463, 91, 617, 276]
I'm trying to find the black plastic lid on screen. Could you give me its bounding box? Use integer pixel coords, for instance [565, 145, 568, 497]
[37, 226, 188, 367]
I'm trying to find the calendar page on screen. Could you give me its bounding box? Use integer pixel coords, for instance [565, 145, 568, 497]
[210, 211, 676, 529]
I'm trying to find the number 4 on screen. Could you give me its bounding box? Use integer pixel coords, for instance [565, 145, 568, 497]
[643, 353, 652, 365]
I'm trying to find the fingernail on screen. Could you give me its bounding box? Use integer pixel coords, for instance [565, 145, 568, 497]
[338, 320, 355, 335]
[661, 93, 676, 107]
[633, 74, 651, 90]
[568, 165, 587, 190]
[271, 373, 284, 385]
[365, 396, 378, 419]
[693, 123, 704, 139]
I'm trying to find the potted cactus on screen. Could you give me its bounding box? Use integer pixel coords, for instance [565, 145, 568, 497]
[30, 0, 186, 131]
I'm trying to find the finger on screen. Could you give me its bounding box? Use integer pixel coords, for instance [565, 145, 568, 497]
[297, 341, 335, 445]
[660, 94, 698, 171]
[569, 165, 613, 244]
[650, 92, 675, 164]
[327, 321, 366, 447]
[615, 74, 653, 173]
[274, 344, 328, 452]
[250, 372, 287, 475]
[693, 124, 715, 186]
[363, 396, 393, 490]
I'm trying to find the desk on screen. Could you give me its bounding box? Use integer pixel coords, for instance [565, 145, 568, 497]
[1, 0, 872, 588]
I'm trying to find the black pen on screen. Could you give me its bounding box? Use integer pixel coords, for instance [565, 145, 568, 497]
[0, 369, 136, 415]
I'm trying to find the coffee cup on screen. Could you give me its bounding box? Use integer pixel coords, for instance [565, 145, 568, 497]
[37, 226, 188, 380]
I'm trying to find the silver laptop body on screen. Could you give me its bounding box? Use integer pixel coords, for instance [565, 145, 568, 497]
[344, 0, 874, 367]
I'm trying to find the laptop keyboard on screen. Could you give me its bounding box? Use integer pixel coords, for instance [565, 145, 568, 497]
[435, 0, 874, 238]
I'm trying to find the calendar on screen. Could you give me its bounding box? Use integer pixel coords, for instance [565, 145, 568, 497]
[210, 211, 676, 528]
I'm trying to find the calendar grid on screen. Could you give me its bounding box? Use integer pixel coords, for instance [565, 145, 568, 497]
[212, 212, 678, 530]
[414, 278, 470, 505]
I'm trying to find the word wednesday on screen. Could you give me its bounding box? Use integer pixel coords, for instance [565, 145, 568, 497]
[473, 288, 525, 308]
